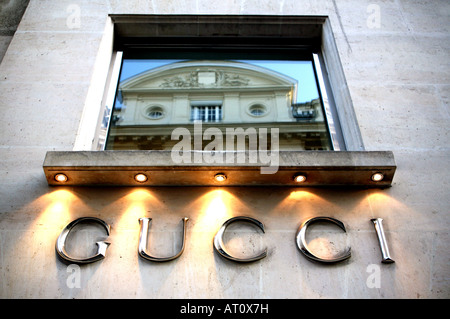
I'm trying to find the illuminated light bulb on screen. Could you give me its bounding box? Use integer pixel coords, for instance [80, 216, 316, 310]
[294, 174, 307, 183]
[134, 173, 148, 183]
[54, 173, 68, 183]
[214, 173, 227, 182]
[371, 172, 384, 182]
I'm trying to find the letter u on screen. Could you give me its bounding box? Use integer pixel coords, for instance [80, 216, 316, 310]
[138, 217, 189, 262]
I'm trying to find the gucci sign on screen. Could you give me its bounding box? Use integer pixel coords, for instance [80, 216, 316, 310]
[56, 216, 394, 264]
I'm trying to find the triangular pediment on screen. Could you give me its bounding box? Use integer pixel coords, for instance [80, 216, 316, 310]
[120, 61, 298, 92]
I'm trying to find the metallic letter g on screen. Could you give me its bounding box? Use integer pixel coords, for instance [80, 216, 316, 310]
[56, 217, 111, 264]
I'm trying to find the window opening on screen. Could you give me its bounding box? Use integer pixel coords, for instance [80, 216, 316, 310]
[190, 102, 222, 122]
[146, 106, 164, 119]
[103, 50, 342, 151]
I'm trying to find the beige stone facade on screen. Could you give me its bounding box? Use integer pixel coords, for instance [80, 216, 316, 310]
[0, 0, 449, 299]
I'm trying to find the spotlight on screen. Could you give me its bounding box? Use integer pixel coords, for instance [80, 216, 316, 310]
[214, 173, 227, 182]
[54, 173, 68, 183]
[371, 172, 384, 182]
[134, 173, 148, 183]
[293, 174, 307, 183]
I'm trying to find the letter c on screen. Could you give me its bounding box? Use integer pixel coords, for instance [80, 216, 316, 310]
[295, 216, 351, 263]
[55, 217, 111, 264]
[213, 216, 267, 262]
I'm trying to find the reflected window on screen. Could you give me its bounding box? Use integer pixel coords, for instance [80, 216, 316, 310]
[104, 57, 337, 151]
[191, 102, 222, 122]
[146, 106, 164, 120]
[249, 104, 267, 117]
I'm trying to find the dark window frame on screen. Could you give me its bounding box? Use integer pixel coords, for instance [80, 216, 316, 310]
[104, 14, 352, 151]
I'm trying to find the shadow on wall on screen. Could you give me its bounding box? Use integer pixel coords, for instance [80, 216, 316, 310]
[0, 0, 31, 63]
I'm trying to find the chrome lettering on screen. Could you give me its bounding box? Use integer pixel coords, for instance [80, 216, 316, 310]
[371, 218, 395, 263]
[213, 216, 267, 262]
[295, 216, 351, 263]
[138, 217, 189, 262]
[55, 217, 110, 264]
[55, 215, 393, 265]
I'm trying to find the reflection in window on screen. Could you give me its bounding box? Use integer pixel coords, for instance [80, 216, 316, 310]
[146, 106, 164, 119]
[249, 104, 267, 117]
[104, 59, 333, 151]
[191, 102, 222, 122]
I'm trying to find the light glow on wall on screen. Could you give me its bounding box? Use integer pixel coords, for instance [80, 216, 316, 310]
[203, 190, 231, 220]
[18, 189, 79, 256]
[187, 189, 238, 237]
[118, 188, 163, 229]
[41, 189, 78, 217]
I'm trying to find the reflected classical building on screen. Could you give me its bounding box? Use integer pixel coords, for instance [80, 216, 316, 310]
[105, 61, 331, 150]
